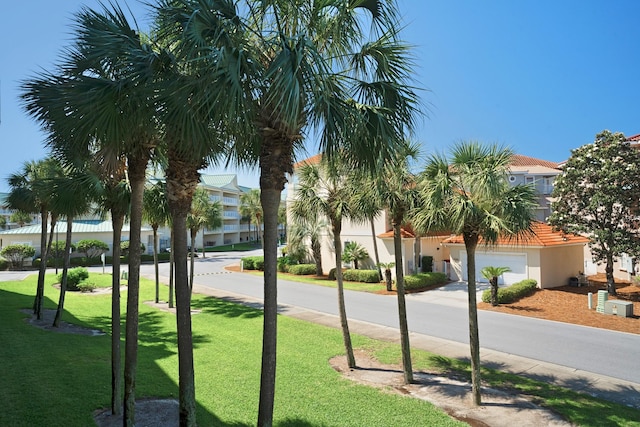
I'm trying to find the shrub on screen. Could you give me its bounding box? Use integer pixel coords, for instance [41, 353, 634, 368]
[0, 244, 35, 269]
[121, 241, 146, 257]
[481, 279, 538, 304]
[0, 257, 8, 271]
[77, 281, 97, 293]
[277, 256, 298, 273]
[421, 256, 433, 273]
[241, 256, 264, 271]
[404, 272, 448, 290]
[328, 267, 337, 281]
[287, 264, 317, 275]
[59, 267, 90, 291]
[343, 269, 380, 283]
[76, 239, 109, 258]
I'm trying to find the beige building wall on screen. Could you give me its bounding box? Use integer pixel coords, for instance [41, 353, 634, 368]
[540, 245, 585, 288]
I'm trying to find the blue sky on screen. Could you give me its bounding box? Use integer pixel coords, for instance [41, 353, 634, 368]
[2, 1, 639, 192]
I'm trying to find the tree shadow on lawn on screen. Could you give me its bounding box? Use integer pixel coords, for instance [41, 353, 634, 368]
[190, 295, 264, 319]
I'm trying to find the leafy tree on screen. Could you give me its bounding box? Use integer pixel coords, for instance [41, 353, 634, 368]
[143, 181, 171, 304]
[342, 242, 369, 270]
[187, 188, 223, 290]
[0, 244, 35, 269]
[76, 239, 109, 259]
[0, 216, 6, 230]
[9, 211, 32, 228]
[414, 141, 537, 405]
[480, 266, 511, 307]
[549, 130, 640, 295]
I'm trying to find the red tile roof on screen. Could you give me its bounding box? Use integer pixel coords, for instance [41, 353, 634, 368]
[293, 153, 322, 169]
[441, 222, 589, 247]
[509, 154, 559, 169]
[626, 134, 640, 141]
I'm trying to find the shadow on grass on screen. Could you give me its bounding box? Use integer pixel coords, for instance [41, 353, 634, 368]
[190, 295, 263, 319]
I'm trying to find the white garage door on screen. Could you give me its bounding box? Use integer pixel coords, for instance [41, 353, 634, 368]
[460, 251, 527, 285]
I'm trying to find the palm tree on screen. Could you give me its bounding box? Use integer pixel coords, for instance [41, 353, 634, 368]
[291, 161, 357, 369]
[378, 261, 395, 292]
[481, 266, 511, 307]
[372, 140, 421, 384]
[154, 2, 419, 424]
[414, 141, 537, 405]
[21, 4, 159, 422]
[48, 171, 94, 328]
[187, 187, 223, 290]
[143, 181, 171, 303]
[288, 216, 326, 275]
[239, 189, 263, 246]
[342, 241, 369, 270]
[6, 158, 63, 320]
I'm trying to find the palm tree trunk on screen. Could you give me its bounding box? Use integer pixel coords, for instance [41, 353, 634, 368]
[189, 229, 197, 292]
[169, 228, 175, 309]
[34, 209, 50, 319]
[393, 221, 413, 384]
[53, 217, 74, 327]
[123, 156, 148, 426]
[370, 218, 383, 281]
[153, 226, 160, 303]
[257, 187, 281, 427]
[490, 277, 499, 307]
[333, 220, 356, 368]
[110, 212, 124, 416]
[413, 235, 421, 274]
[464, 233, 482, 405]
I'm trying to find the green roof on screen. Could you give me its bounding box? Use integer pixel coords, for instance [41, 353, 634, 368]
[0, 220, 151, 235]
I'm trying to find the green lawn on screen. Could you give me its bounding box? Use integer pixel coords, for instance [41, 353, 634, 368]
[1, 273, 638, 426]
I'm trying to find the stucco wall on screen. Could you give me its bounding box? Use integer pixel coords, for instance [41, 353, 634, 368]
[539, 245, 586, 288]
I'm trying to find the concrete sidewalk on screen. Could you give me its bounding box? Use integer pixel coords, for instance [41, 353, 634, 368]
[191, 281, 640, 410]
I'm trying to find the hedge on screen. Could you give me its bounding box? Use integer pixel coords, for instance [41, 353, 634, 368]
[287, 264, 317, 275]
[421, 256, 434, 273]
[342, 269, 381, 283]
[403, 272, 448, 290]
[481, 279, 538, 304]
[241, 256, 265, 271]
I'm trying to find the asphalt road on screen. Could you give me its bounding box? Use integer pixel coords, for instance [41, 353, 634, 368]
[137, 251, 640, 386]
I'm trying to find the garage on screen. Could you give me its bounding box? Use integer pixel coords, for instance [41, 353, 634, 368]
[460, 251, 528, 285]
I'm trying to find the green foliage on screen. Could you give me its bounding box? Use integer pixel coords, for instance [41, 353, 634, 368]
[58, 267, 90, 291]
[0, 244, 35, 269]
[342, 269, 381, 283]
[241, 256, 265, 271]
[342, 242, 369, 268]
[9, 211, 32, 227]
[120, 240, 146, 257]
[287, 264, 317, 275]
[75, 239, 109, 258]
[277, 256, 298, 272]
[77, 281, 97, 293]
[50, 240, 75, 259]
[328, 267, 337, 280]
[481, 279, 538, 304]
[404, 272, 448, 290]
[421, 256, 433, 273]
[549, 130, 640, 267]
[0, 257, 8, 271]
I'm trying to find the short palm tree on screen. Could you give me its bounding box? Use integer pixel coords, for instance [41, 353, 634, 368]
[239, 189, 263, 246]
[480, 266, 511, 307]
[414, 141, 537, 405]
[377, 261, 395, 292]
[342, 241, 369, 270]
[143, 181, 171, 303]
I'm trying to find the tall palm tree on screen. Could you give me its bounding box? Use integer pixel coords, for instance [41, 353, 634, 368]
[239, 189, 263, 246]
[21, 4, 159, 423]
[6, 158, 63, 320]
[143, 181, 171, 303]
[48, 171, 94, 328]
[154, 1, 419, 424]
[414, 141, 537, 405]
[291, 160, 357, 368]
[372, 140, 421, 384]
[187, 187, 223, 290]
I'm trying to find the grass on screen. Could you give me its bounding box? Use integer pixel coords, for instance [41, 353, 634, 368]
[0, 273, 462, 427]
[2, 273, 639, 426]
